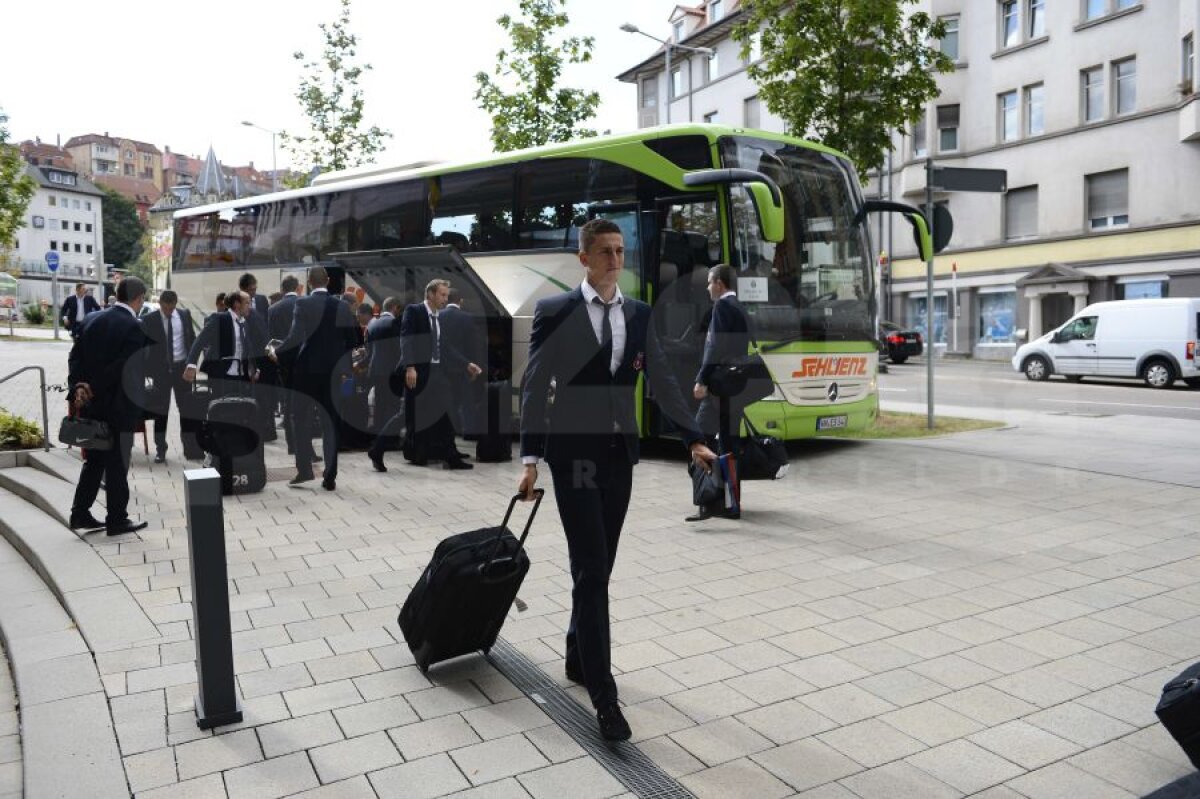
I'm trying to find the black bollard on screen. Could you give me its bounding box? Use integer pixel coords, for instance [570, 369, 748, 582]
[184, 468, 243, 729]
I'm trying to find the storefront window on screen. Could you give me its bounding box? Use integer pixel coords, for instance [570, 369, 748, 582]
[978, 292, 1016, 343]
[908, 294, 947, 344]
[1118, 280, 1166, 299]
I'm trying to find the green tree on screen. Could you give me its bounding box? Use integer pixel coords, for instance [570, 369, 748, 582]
[124, 228, 156, 285]
[475, 0, 600, 153]
[734, 0, 953, 176]
[282, 0, 391, 182]
[100, 187, 145, 269]
[0, 108, 37, 250]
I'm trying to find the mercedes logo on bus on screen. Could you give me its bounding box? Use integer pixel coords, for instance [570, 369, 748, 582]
[827, 382, 840, 402]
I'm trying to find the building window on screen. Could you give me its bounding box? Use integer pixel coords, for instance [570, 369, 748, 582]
[1082, 67, 1104, 122]
[1114, 58, 1136, 114]
[62, 219, 70, 230]
[673, 20, 685, 41]
[1005, 186, 1038, 240]
[937, 105, 959, 152]
[940, 15, 959, 61]
[32, 216, 44, 228]
[1086, 169, 1129, 230]
[1029, 0, 1046, 37]
[999, 91, 1019, 141]
[86, 245, 93, 254]
[744, 96, 761, 129]
[1115, 0, 1136, 8]
[48, 196, 56, 207]
[1185, 34, 1196, 92]
[912, 110, 928, 157]
[72, 199, 80, 209]
[1117, 279, 1166, 299]
[124, 149, 133, 159]
[909, 294, 948, 344]
[74, 222, 81, 231]
[74, 244, 82, 253]
[706, 51, 719, 83]
[1085, 0, 1105, 20]
[709, 0, 723, 22]
[1001, 0, 1020, 48]
[86, 223, 93, 233]
[670, 67, 682, 99]
[641, 78, 658, 109]
[978, 292, 1017, 343]
[1024, 83, 1045, 135]
[86, 202, 92, 211]
[704, 110, 720, 124]
[50, 240, 57, 250]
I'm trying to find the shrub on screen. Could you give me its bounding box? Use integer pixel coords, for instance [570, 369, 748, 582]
[21, 304, 46, 325]
[0, 408, 43, 450]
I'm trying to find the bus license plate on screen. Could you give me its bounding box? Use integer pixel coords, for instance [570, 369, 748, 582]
[817, 415, 848, 431]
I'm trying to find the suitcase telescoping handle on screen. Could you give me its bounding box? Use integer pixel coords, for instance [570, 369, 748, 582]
[480, 489, 544, 583]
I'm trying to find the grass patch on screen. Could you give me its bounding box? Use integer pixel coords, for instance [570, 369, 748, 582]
[825, 411, 1004, 439]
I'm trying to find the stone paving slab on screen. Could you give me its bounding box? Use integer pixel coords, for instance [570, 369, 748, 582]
[0, 465, 78, 527]
[2, 388, 1200, 797]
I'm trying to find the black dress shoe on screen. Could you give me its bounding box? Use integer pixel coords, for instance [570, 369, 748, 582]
[444, 459, 473, 471]
[289, 473, 315, 486]
[723, 510, 741, 520]
[565, 663, 585, 685]
[154, 452, 166, 464]
[322, 477, 336, 491]
[368, 451, 387, 472]
[106, 520, 147, 536]
[69, 511, 104, 530]
[685, 509, 715, 522]
[597, 703, 631, 742]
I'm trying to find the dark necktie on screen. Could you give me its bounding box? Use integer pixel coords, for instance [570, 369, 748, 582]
[165, 313, 174, 368]
[431, 313, 441, 363]
[594, 297, 613, 373]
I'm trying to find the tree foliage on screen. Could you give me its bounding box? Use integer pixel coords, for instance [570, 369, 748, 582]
[0, 108, 36, 249]
[282, 0, 392, 181]
[475, 0, 600, 153]
[100, 187, 145, 269]
[734, 0, 953, 176]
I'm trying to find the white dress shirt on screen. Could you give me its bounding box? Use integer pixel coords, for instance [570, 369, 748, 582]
[424, 300, 442, 364]
[113, 302, 138, 319]
[580, 280, 626, 376]
[229, 316, 247, 376]
[163, 310, 187, 363]
[75, 295, 87, 322]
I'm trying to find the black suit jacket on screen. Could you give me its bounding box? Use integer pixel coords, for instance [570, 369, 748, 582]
[68, 306, 149, 431]
[251, 293, 269, 318]
[438, 305, 480, 372]
[696, 294, 751, 386]
[365, 313, 402, 380]
[519, 287, 699, 467]
[400, 303, 469, 385]
[268, 294, 300, 343]
[280, 291, 358, 379]
[141, 308, 197, 380]
[187, 311, 263, 378]
[61, 294, 101, 331]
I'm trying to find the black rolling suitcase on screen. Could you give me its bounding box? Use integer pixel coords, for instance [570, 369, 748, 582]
[399, 490, 543, 673]
[202, 395, 266, 495]
[1156, 661, 1200, 769]
[475, 380, 512, 462]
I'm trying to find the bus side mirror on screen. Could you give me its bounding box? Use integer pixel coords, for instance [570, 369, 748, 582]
[683, 168, 785, 243]
[857, 200, 953, 261]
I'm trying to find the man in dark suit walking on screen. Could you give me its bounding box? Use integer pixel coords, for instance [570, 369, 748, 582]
[60, 283, 101, 338]
[141, 290, 199, 463]
[689, 264, 752, 521]
[517, 218, 715, 741]
[276, 266, 358, 490]
[68, 276, 151, 536]
[183, 290, 262, 396]
[393, 279, 481, 471]
[438, 289, 481, 437]
[364, 297, 403, 462]
[268, 276, 303, 454]
[239, 272, 276, 442]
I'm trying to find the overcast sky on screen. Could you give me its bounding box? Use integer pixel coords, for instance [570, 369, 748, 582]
[2, 0, 673, 171]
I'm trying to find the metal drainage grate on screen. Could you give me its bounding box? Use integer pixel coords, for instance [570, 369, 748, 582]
[487, 637, 696, 799]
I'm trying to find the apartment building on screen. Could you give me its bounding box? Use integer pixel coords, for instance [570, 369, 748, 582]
[7, 162, 105, 283]
[619, 1, 1200, 359]
[64, 133, 164, 190]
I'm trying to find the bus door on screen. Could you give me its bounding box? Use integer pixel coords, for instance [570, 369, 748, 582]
[649, 195, 721, 430]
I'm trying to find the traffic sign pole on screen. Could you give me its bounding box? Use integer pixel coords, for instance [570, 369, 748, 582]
[46, 251, 61, 340]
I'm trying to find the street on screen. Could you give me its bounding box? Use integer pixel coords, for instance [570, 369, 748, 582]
[881, 357, 1200, 422]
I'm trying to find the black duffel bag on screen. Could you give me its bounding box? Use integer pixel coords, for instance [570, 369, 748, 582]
[706, 332, 775, 403]
[200, 396, 260, 459]
[58, 416, 112, 450]
[1156, 660, 1200, 769]
[738, 415, 789, 481]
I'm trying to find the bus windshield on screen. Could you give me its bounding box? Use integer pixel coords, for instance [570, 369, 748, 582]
[721, 136, 874, 343]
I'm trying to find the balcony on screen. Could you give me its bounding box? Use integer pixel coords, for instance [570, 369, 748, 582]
[1180, 92, 1200, 142]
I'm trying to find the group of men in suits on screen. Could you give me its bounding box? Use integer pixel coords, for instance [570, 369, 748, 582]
[367, 279, 482, 473]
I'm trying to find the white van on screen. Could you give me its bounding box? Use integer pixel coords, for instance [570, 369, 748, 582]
[1012, 298, 1200, 389]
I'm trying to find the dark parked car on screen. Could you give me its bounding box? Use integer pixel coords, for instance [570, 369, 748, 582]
[879, 320, 923, 364]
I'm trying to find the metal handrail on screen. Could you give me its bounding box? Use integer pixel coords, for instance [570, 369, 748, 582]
[0, 366, 51, 452]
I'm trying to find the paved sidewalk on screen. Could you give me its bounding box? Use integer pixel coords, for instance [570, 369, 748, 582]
[0, 398, 1181, 798]
[0, 640, 18, 799]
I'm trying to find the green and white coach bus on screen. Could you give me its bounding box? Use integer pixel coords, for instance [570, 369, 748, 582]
[170, 124, 934, 440]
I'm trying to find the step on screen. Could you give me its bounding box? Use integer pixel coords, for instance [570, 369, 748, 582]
[0, 487, 158, 653]
[0, 534, 127, 798]
[0, 466, 77, 528]
[27, 447, 83, 485]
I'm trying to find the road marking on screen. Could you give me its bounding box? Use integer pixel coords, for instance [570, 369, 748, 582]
[1038, 398, 1200, 412]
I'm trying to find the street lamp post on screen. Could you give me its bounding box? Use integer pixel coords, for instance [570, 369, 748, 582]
[241, 121, 279, 192]
[620, 23, 713, 125]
